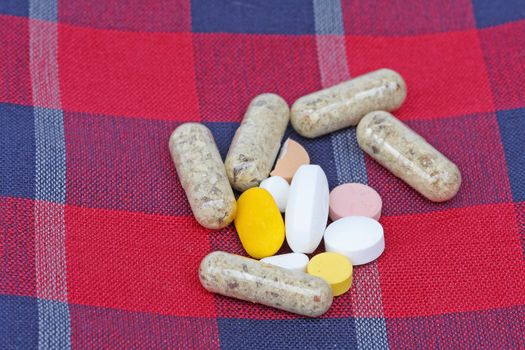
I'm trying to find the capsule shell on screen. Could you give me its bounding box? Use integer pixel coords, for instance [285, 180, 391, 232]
[225, 93, 290, 192]
[291, 69, 406, 138]
[356, 111, 461, 202]
[169, 123, 237, 229]
[199, 251, 333, 317]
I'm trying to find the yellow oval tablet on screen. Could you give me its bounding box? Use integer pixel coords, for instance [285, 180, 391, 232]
[307, 252, 353, 296]
[234, 187, 285, 259]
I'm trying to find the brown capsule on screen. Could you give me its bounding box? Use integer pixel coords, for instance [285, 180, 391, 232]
[169, 123, 236, 229]
[356, 111, 461, 202]
[291, 69, 406, 138]
[199, 251, 333, 317]
[225, 93, 290, 192]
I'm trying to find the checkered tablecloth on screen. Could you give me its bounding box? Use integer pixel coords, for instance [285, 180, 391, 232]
[1, 1, 524, 349]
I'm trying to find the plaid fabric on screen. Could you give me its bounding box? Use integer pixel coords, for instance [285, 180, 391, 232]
[1, 0, 524, 349]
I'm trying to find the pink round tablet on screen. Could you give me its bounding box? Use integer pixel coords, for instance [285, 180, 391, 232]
[329, 183, 382, 221]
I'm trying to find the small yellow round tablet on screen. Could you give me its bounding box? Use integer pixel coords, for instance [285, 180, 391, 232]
[307, 252, 353, 297]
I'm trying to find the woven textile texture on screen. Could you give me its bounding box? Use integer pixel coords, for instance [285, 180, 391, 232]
[1, 0, 524, 349]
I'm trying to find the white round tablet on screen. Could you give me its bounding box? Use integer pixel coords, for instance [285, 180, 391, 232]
[261, 253, 310, 273]
[259, 176, 289, 213]
[324, 216, 384, 265]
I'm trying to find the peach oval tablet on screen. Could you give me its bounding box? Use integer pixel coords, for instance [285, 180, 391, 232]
[270, 138, 310, 182]
[329, 183, 382, 221]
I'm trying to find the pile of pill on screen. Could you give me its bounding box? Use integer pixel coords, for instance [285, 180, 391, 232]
[169, 68, 461, 317]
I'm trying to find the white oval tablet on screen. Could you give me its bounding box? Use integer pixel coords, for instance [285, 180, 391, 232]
[285, 165, 329, 253]
[259, 176, 289, 213]
[261, 253, 309, 272]
[324, 216, 384, 265]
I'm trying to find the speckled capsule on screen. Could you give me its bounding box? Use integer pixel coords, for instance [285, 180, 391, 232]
[199, 251, 333, 317]
[291, 69, 407, 138]
[169, 123, 236, 229]
[225, 93, 290, 192]
[357, 111, 461, 202]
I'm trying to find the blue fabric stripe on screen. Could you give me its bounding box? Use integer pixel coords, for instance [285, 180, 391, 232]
[354, 318, 389, 349]
[37, 300, 72, 350]
[191, 0, 316, 34]
[472, 0, 525, 28]
[34, 107, 66, 203]
[29, 0, 57, 21]
[313, 1, 389, 348]
[0, 103, 36, 199]
[0, 1, 28, 17]
[387, 305, 525, 348]
[29, 1, 71, 349]
[311, 0, 369, 185]
[0, 294, 39, 350]
[330, 127, 369, 185]
[218, 317, 357, 349]
[313, 0, 345, 35]
[497, 107, 525, 202]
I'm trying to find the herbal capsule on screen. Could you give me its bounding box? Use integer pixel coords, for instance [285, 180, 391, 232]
[169, 123, 236, 229]
[356, 111, 461, 202]
[199, 251, 333, 317]
[291, 69, 406, 138]
[225, 93, 290, 192]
